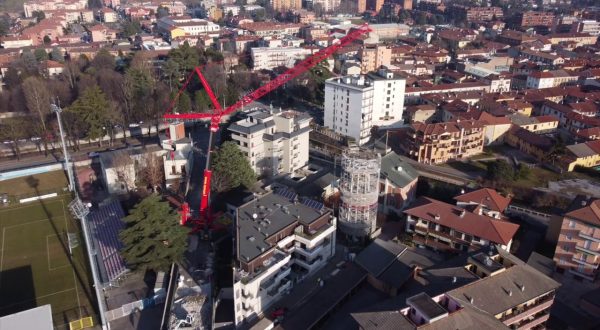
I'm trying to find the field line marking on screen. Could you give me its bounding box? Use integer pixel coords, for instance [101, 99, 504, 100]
[73, 269, 82, 319]
[46, 235, 51, 270]
[0, 288, 76, 311]
[0, 227, 5, 288]
[2, 216, 65, 230]
[46, 234, 70, 271]
[0, 198, 64, 214]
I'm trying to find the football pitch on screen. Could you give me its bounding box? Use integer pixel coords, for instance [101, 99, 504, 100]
[0, 196, 97, 329]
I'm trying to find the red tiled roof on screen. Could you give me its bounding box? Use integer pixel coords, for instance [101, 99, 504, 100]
[454, 188, 511, 212]
[404, 197, 519, 245]
[566, 199, 600, 227]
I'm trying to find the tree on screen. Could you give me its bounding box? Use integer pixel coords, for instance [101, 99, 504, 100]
[486, 159, 515, 182]
[34, 48, 48, 62]
[0, 15, 10, 36]
[50, 47, 63, 62]
[66, 85, 110, 144]
[119, 194, 190, 272]
[22, 76, 52, 155]
[43, 35, 52, 45]
[31, 10, 45, 21]
[168, 42, 200, 73]
[138, 154, 165, 190]
[122, 20, 142, 37]
[89, 48, 115, 71]
[177, 92, 192, 113]
[0, 117, 30, 159]
[87, 0, 103, 9]
[156, 6, 169, 18]
[111, 151, 135, 191]
[162, 58, 180, 92]
[211, 141, 255, 193]
[516, 164, 531, 180]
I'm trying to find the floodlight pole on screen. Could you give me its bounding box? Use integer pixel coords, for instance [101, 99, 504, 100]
[51, 103, 75, 192]
[53, 103, 109, 329]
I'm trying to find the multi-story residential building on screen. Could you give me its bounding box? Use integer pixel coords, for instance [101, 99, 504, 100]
[450, 5, 503, 22]
[311, 0, 340, 12]
[526, 70, 578, 89]
[506, 126, 554, 160]
[157, 17, 221, 40]
[447, 252, 560, 330]
[405, 197, 520, 252]
[98, 7, 118, 23]
[367, 0, 385, 13]
[358, 44, 391, 74]
[454, 188, 511, 220]
[515, 11, 555, 28]
[271, 0, 301, 11]
[551, 196, 600, 281]
[0, 36, 34, 49]
[546, 32, 597, 47]
[23, 0, 88, 18]
[357, 0, 366, 13]
[402, 120, 485, 164]
[572, 20, 600, 36]
[354, 248, 560, 330]
[250, 47, 311, 70]
[241, 22, 304, 37]
[233, 189, 337, 327]
[228, 108, 311, 177]
[324, 67, 406, 145]
[368, 23, 410, 40]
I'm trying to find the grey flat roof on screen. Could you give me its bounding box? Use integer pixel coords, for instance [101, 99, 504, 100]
[276, 263, 367, 330]
[228, 120, 274, 135]
[406, 293, 447, 320]
[237, 191, 329, 262]
[0, 305, 53, 330]
[380, 152, 419, 188]
[526, 252, 555, 278]
[355, 239, 407, 277]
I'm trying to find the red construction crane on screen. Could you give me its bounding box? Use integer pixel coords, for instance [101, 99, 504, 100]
[163, 24, 371, 231]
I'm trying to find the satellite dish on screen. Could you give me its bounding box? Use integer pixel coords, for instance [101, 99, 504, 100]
[252, 213, 258, 219]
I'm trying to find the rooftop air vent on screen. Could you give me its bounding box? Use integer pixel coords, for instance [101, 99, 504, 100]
[248, 236, 255, 242]
[434, 214, 441, 220]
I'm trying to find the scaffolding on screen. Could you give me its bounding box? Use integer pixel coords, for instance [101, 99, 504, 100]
[338, 149, 381, 238]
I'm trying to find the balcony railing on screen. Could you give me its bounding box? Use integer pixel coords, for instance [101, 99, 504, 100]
[575, 245, 599, 256]
[571, 256, 600, 269]
[499, 294, 555, 325]
[514, 311, 550, 330]
[579, 232, 600, 243]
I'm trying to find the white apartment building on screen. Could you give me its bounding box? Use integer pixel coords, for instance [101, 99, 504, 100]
[324, 67, 406, 145]
[233, 189, 337, 327]
[573, 20, 600, 36]
[23, 0, 87, 18]
[228, 108, 311, 177]
[312, 0, 341, 12]
[156, 16, 221, 37]
[250, 47, 311, 70]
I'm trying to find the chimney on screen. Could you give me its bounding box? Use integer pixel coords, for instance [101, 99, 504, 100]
[460, 209, 466, 218]
[434, 214, 441, 220]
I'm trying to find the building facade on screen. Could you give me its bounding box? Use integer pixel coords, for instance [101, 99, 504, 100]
[552, 197, 600, 281]
[404, 197, 519, 253]
[324, 67, 406, 145]
[229, 108, 311, 177]
[250, 47, 311, 70]
[359, 44, 391, 74]
[402, 120, 485, 164]
[271, 0, 301, 11]
[233, 190, 337, 326]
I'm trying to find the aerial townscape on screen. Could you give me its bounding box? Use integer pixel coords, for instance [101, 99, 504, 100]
[1, 0, 600, 329]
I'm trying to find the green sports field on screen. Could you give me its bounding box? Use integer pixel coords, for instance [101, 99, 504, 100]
[0, 196, 97, 329]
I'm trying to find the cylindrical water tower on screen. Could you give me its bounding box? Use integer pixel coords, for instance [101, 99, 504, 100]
[338, 149, 381, 239]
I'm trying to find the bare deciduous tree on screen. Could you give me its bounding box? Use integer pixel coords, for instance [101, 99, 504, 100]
[112, 151, 135, 192]
[138, 154, 165, 191]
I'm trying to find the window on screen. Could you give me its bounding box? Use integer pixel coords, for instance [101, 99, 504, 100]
[563, 245, 569, 252]
[569, 220, 576, 228]
[566, 233, 572, 240]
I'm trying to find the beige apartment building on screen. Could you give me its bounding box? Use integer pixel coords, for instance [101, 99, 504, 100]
[359, 44, 391, 74]
[402, 120, 485, 164]
[271, 0, 301, 11]
[552, 196, 600, 281]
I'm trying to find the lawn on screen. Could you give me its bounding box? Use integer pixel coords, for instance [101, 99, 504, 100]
[0, 171, 68, 200]
[0, 196, 96, 329]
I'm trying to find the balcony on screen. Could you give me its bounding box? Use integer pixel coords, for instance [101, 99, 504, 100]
[571, 256, 600, 269]
[260, 265, 291, 291]
[294, 242, 324, 259]
[575, 244, 599, 256]
[514, 311, 550, 330]
[268, 278, 292, 297]
[295, 255, 324, 273]
[569, 268, 596, 281]
[295, 223, 335, 246]
[579, 232, 600, 243]
[499, 294, 554, 325]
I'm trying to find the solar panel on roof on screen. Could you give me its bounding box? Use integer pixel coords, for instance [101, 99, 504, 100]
[274, 187, 297, 201]
[301, 198, 324, 210]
